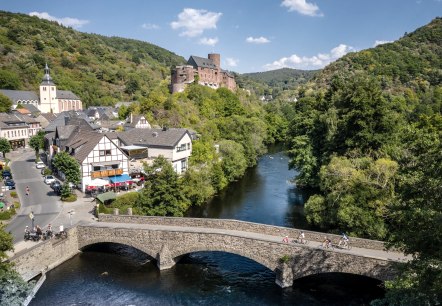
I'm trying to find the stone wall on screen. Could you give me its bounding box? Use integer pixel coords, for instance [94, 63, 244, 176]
[99, 214, 386, 250]
[9, 227, 79, 281]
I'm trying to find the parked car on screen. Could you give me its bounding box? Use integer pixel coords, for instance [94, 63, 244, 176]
[36, 161, 45, 169]
[51, 181, 61, 194]
[4, 179, 15, 190]
[2, 170, 12, 180]
[44, 175, 56, 185]
[50, 180, 61, 190]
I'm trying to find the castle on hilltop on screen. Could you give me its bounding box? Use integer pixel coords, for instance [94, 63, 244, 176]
[170, 53, 236, 93]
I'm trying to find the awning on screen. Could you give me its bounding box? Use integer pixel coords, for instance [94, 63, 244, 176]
[96, 191, 117, 203]
[109, 174, 132, 183]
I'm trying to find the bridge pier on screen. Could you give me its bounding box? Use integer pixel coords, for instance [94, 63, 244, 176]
[156, 244, 176, 270]
[275, 263, 294, 288]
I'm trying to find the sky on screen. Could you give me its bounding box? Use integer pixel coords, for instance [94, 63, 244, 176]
[1, 0, 441, 73]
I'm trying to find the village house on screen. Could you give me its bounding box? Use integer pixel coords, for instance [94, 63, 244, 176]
[110, 127, 192, 175]
[49, 126, 130, 192]
[123, 113, 151, 130]
[0, 113, 41, 149]
[171, 53, 236, 93]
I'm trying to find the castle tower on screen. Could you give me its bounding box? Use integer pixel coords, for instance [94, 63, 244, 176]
[39, 64, 57, 113]
[208, 53, 220, 68]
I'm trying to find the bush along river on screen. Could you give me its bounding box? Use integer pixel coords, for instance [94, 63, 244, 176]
[31, 149, 384, 305]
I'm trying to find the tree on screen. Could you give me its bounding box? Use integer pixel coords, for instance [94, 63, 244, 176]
[374, 117, 442, 304]
[305, 156, 398, 239]
[28, 131, 45, 159]
[0, 225, 32, 305]
[218, 140, 247, 182]
[0, 70, 21, 90]
[137, 156, 189, 216]
[52, 151, 81, 187]
[0, 138, 11, 158]
[181, 167, 215, 206]
[0, 93, 13, 113]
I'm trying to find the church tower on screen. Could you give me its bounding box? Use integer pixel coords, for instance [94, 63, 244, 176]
[39, 64, 58, 113]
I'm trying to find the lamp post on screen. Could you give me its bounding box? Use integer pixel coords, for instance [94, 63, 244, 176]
[67, 209, 75, 226]
[29, 211, 35, 229]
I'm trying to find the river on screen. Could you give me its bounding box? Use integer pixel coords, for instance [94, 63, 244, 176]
[31, 150, 384, 305]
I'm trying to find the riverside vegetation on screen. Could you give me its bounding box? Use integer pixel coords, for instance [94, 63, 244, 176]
[285, 17, 442, 305]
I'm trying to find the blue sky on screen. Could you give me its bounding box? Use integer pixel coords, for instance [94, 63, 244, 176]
[1, 0, 440, 73]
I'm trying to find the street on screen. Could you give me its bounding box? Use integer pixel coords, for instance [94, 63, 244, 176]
[5, 150, 62, 243]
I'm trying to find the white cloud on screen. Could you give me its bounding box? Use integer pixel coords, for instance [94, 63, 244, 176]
[142, 23, 160, 30]
[281, 0, 323, 17]
[171, 8, 222, 37]
[226, 58, 239, 67]
[199, 37, 219, 46]
[373, 40, 392, 47]
[264, 44, 354, 70]
[246, 36, 270, 44]
[29, 11, 89, 28]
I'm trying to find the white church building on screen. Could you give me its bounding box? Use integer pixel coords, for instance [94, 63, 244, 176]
[0, 64, 83, 114]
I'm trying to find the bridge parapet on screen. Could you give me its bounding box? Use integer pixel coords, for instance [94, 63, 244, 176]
[98, 214, 387, 250]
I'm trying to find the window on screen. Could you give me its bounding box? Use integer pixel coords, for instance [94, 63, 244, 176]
[187, 143, 190, 150]
[176, 144, 186, 152]
[181, 160, 187, 172]
[43, 87, 46, 91]
[99, 150, 112, 156]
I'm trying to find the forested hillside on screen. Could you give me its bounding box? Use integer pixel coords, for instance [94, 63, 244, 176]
[315, 17, 441, 92]
[0, 11, 185, 106]
[286, 17, 441, 304]
[236, 68, 318, 97]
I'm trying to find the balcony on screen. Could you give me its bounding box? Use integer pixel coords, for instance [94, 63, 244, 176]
[91, 168, 123, 178]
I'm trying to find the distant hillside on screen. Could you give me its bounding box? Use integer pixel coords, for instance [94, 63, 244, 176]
[244, 68, 318, 86]
[236, 68, 318, 97]
[0, 11, 186, 106]
[314, 17, 442, 92]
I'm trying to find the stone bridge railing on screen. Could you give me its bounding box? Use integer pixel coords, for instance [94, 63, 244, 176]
[98, 214, 387, 250]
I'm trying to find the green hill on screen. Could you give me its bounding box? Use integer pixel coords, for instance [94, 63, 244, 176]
[0, 10, 185, 106]
[314, 17, 442, 92]
[243, 68, 318, 87]
[236, 68, 318, 97]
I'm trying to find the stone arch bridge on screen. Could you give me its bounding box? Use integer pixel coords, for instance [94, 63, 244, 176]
[11, 215, 407, 288]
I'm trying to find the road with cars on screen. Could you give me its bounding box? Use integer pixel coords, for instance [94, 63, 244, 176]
[5, 150, 62, 243]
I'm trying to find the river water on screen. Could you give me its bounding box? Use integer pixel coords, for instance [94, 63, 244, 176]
[31, 150, 384, 305]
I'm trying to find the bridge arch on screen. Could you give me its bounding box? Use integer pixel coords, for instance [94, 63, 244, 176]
[78, 237, 158, 262]
[169, 245, 276, 271]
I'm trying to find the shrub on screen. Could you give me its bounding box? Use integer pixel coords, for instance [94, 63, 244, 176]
[42, 168, 52, 176]
[9, 191, 17, 198]
[279, 255, 291, 264]
[62, 194, 77, 202]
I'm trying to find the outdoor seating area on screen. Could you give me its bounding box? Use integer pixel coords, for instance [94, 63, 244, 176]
[85, 175, 137, 197]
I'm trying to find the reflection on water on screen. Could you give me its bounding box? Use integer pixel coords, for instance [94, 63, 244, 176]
[187, 151, 312, 229]
[32, 149, 384, 305]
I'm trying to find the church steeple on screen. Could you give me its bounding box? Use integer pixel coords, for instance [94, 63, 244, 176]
[41, 63, 55, 86]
